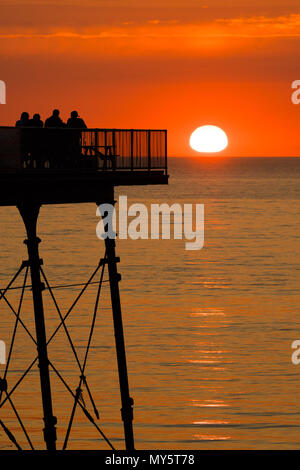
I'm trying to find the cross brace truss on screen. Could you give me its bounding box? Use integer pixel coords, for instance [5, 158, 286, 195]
[0, 203, 134, 451]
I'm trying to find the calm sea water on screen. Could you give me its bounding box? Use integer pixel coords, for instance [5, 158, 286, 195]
[0, 157, 300, 450]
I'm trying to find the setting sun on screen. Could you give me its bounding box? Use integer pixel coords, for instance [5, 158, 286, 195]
[189, 125, 228, 153]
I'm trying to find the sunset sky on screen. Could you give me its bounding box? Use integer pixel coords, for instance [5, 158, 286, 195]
[0, 0, 300, 156]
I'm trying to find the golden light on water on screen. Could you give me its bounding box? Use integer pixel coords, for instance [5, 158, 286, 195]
[189, 125, 228, 153]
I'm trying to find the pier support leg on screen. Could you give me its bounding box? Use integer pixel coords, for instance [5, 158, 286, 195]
[18, 203, 57, 452]
[100, 193, 135, 451]
[105, 236, 135, 451]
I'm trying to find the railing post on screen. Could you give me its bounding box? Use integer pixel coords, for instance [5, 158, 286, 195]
[130, 130, 134, 171]
[112, 130, 116, 170]
[148, 131, 151, 171]
[104, 130, 107, 156]
[95, 130, 98, 168]
[164, 130, 168, 176]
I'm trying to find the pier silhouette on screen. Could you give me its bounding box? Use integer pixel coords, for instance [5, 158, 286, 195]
[0, 126, 168, 451]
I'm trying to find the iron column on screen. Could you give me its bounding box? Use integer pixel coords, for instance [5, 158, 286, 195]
[98, 192, 135, 451]
[18, 203, 57, 451]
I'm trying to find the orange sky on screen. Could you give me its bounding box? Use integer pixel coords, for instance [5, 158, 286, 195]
[0, 0, 300, 156]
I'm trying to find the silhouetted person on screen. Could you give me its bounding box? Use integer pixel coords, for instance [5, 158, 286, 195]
[66, 111, 87, 168]
[45, 109, 65, 128]
[16, 112, 30, 127]
[67, 111, 87, 129]
[15, 112, 31, 167]
[44, 110, 66, 168]
[28, 114, 44, 168]
[29, 113, 44, 127]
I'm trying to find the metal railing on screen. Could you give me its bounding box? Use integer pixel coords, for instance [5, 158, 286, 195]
[82, 129, 167, 171]
[0, 127, 168, 174]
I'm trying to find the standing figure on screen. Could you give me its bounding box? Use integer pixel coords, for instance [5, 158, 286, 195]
[44, 109, 65, 128]
[66, 111, 87, 129]
[16, 112, 30, 127]
[66, 111, 87, 167]
[29, 113, 44, 128]
[44, 109, 66, 168]
[29, 114, 44, 168]
[16, 112, 31, 167]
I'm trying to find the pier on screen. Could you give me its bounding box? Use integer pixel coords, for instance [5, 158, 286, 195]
[0, 127, 168, 451]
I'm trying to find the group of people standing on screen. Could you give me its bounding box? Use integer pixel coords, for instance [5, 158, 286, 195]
[15, 109, 88, 169]
[16, 109, 87, 129]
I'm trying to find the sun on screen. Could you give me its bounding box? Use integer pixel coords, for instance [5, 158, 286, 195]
[189, 125, 228, 153]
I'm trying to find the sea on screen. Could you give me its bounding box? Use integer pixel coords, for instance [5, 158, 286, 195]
[0, 156, 299, 450]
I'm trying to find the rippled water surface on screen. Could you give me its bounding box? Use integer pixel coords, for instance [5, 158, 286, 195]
[0, 157, 300, 450]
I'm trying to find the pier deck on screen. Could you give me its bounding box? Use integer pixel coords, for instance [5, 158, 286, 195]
[0, 127, 168, 205]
